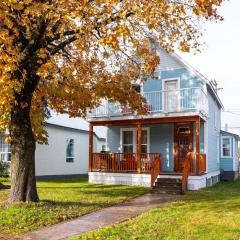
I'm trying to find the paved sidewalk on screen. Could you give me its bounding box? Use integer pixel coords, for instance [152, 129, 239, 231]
[20, 193, 180, 240]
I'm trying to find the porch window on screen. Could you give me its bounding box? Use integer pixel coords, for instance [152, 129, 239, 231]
[122, 130, 134, 153]
[66, 139, 74, 162]
[0, 135, 11, 162]
[120, 128, 150, 153]
[221, 137, 232, 158]
[140, 130, 148, 153]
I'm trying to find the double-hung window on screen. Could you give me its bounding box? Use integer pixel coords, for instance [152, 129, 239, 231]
[0, 135, 11, 162]
[122, 130, 134, 153]
[121, 128, 149, 153]
[66, 139, 74, 162]
[221, 137, 232, 158]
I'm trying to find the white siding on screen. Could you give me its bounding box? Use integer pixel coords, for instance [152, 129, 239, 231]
[35, 125, 98, 176]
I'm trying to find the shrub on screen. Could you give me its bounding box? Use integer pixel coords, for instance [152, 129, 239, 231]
[0, 160, 10, 177]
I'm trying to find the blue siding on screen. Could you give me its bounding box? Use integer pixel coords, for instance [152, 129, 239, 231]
[220, 158, 233, 171]
[143, 68, 203, 92]
[147, 124, 174, 172]
[207, 90, 221, 173]
[107, 123, 205, 172]
[220, 132, 238, 172]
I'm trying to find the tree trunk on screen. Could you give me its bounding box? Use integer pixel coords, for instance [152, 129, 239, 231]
[9, 106, 39, 203]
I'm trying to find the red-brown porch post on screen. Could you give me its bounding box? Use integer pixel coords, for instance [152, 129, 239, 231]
[89, 123, 93, 172]
[196, 117, 200, 175]
[137, 123, 142, 174]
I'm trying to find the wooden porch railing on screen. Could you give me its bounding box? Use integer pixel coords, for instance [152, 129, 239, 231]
[91, 153, 161, 173]
[182, 152, 206, 194]
[150, 154, 162, 187]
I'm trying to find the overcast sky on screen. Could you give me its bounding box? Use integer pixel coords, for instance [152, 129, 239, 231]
[179, 0, 240, 135]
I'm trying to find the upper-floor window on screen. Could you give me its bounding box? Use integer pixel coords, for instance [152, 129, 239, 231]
[221, 137, 232, 158]
[66, 139, 74, 162]
[0, 135, 11, 162]
[132, 83, 141, 93]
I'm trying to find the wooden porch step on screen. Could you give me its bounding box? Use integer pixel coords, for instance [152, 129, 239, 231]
[156, 178, 182, 184]
[154, 181, 181, 188]
[152, 177, 182, 195]
[150, 188, 182, 195]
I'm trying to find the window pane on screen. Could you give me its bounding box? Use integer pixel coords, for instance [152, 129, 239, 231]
[141, 145, 148, 154]
[0, 135, 11, 162]
[142, 130, 148, 144]
[123, 131, 133, 145]
[123, 145, 133, 153]
[66, 139, 74, 162]
[222, 138, 230, 157]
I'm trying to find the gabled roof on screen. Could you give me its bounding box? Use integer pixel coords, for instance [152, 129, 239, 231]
[46, 112, 106, 139]
[157, 47, 224, 109]
[220, 130, 240, 141]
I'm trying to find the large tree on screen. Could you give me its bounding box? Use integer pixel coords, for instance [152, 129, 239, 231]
[0, 0, 223, 203]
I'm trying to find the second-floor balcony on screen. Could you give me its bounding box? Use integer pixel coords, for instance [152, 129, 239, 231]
[88, 87, 208, 119]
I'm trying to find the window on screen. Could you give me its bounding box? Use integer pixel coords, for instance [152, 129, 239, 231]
[0, 135, 11, 162]
[177, 127, 191, 135]
[137, 130, 148, 153]
[221, 137, 232, 158]
[66, 139, 74, 162]
[131, 83, 141, 93]
[120, 128, 150, 153]
[122, 130, 134, 153]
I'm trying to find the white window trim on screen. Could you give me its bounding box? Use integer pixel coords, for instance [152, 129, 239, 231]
[162, 78, 180, 113]
[221, 136, 232, 158]
[120, 127, 150, 153]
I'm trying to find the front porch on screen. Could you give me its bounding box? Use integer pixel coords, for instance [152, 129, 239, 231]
[88, 115, 207, 190]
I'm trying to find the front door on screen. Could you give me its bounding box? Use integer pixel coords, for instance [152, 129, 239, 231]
[174, 124, 193, 172]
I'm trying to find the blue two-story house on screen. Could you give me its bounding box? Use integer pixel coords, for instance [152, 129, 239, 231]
[87, 48, 239, 191]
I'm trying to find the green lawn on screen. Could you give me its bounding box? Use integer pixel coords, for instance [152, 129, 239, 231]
[0, 178, 147, 235]
[72, 179, 240, 240]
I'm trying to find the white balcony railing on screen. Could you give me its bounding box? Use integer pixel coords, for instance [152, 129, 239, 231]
[88, 87, 208, 118]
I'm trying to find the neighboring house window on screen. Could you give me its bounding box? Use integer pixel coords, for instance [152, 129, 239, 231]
[66, 139, 74, 162]
[221, 137, 232, 158]
[0, 135, 11, 162]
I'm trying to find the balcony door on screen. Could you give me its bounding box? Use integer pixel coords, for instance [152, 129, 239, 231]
[164, 80, 179, 112]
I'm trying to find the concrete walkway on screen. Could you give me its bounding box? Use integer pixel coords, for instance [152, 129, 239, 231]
[20, 193, 180, 240]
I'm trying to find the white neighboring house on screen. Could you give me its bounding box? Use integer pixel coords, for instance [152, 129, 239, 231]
[0, 113, 106, 180]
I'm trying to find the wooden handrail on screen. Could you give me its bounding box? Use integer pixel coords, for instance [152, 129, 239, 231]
[181, 152, 194, 194]
[151, 154, 162, 187]
[92, 153, 161, 173]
